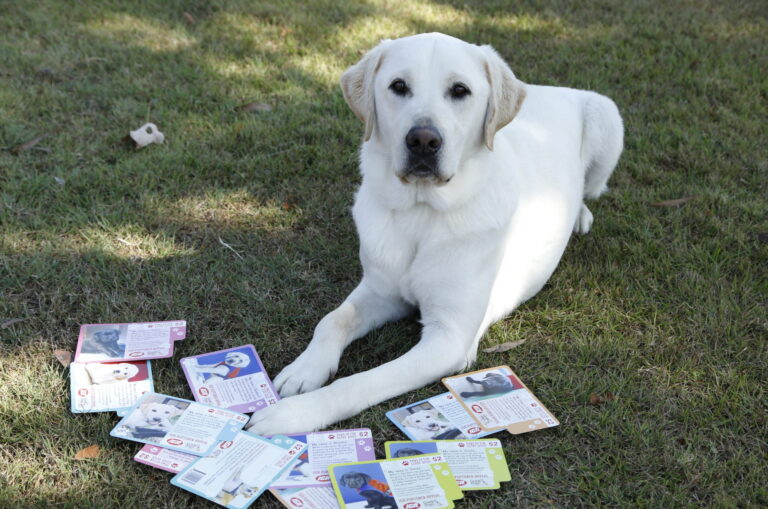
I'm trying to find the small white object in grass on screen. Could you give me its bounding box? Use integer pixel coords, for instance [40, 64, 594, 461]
[129, 122, 164, 148]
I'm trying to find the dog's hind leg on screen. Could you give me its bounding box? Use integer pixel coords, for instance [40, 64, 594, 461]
[581, 93, 624, 200]
[273, 279, 411, 397]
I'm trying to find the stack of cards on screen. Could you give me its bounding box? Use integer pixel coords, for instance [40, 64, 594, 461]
[70, 321, 186, 414]
[442, 366, 559, 434]
[180, 345, 280, 414]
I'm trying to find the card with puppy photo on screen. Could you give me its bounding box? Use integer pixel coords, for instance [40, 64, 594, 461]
[134, 444, 197, 474]
[270, 486, 339, 509]
[74, 320, 186, 363]
[386, 392, 499, 441]
[171, 433, 307, 509]
[180, 345, 279, 414]
[442, 366, 559, 434]
[110, 392, 248, 456]
[330, 454, 463, 509]
[269, 428, 375, 490]
[385, 439, 511, 491]
[70, 360, 153, 414]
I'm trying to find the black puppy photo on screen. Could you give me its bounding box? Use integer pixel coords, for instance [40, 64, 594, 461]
[338, 472, 396, 509]
[80, 329, 125, 358]
[459, 372, 515, 399]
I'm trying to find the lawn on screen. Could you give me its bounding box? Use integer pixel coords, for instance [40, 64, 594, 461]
[1, 0, 766, 507]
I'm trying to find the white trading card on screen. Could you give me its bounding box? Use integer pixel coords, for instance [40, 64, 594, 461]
[110, 392, 248, 456]
[70, 360, 152, 414]
[270, 429, 375, 490]
[270, 486, 339, 509]
[134, 444, 197, 474]
[171, 433, 307, 508]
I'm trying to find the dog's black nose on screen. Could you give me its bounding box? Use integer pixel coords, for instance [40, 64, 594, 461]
[405, 126, 442, 155]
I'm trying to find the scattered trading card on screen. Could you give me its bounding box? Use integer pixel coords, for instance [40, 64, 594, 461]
[74, 320, 186, 363]
[180, 345, 279, 414]
[270, 486, 339, 509]
[442, 366, 559, 434]
[70, 360, 153, 414]
[385, 439, 511, 490]
[110, 392, 248, 456]
[171, 433, 307, 508]
[270, 429, 375, 490]
[329, 454, 463, 509]
[386, 392, 499, 441]
[134, 444, 197, 474]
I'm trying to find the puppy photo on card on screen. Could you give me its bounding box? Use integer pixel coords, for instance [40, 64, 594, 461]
[75, 321, 186, 363]
[181, 344, 279, 414]
[70, 360, 152, 413]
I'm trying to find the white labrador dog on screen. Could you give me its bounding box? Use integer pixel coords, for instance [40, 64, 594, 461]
[247, 32, 623, 434]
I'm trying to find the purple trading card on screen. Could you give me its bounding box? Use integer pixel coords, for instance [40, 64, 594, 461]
[74, 320, 186, 363]
[180, 344, 280, 414]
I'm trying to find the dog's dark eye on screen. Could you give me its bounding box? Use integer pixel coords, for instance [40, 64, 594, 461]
[389, 79, 409, 96]
[450, 83, 470, 99]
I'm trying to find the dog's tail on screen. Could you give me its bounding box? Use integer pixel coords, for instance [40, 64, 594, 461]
[580, 92, 624, 199]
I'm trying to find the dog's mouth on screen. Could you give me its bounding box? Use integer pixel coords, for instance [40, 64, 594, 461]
[399, 161, 451, 185]
[426, 423, 441, 431]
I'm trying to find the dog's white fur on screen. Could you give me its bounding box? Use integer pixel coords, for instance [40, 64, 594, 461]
[247, 33, 623, 434]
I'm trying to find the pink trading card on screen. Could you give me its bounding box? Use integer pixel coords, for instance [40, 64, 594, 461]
[74, 320, 186, 363]
[134, 444, 197, 474]
[180, 344, 280, 414]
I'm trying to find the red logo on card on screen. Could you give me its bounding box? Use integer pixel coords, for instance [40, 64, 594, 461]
[290, 498, 304, 508]
[315, 474, 330, 482]
[402, 461, 409, 466]
[77, 388, 89, 396]
[166, 438, 183, 446]
[468, 427, 481, 434]
[198, 387, 209, 396]
[328, 435, 335, 439]
[458, 443, 465, 447]
[129, 352, 144, 357]
[472, 404, 483, 413]
[457, 479, 468, 486]
[171, 463, 178, 468]
[219, 441, 233, 449]
[404, 503, 421, 509]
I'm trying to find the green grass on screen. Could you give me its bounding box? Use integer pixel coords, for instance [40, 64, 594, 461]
[1, 0, 766, 507]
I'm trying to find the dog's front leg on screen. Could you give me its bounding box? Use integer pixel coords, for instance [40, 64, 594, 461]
[247, 312, 483, 434]
[272, 279, 411, 397]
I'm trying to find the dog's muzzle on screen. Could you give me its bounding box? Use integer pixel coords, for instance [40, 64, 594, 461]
[402, 125, 443, 181]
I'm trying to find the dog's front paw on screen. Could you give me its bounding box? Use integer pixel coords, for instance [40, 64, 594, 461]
[245, 391, 335, 435]
[273, 349, 338, 397]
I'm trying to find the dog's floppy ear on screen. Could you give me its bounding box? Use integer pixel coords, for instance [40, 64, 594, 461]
[481, 45, 527, 150]
[340, 41, 389, 142]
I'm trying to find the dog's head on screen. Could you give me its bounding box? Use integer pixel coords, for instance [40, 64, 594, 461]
[139, 403, 182, 425]
[112, 363, 139, 381]
[224, 352, 251, 368]
[339, 471, 372, 489]
[401, 409, 448, 432]
[341, 32, 526, 186]
[393, 447, 427, 458]
[93, 329, 120, 344]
